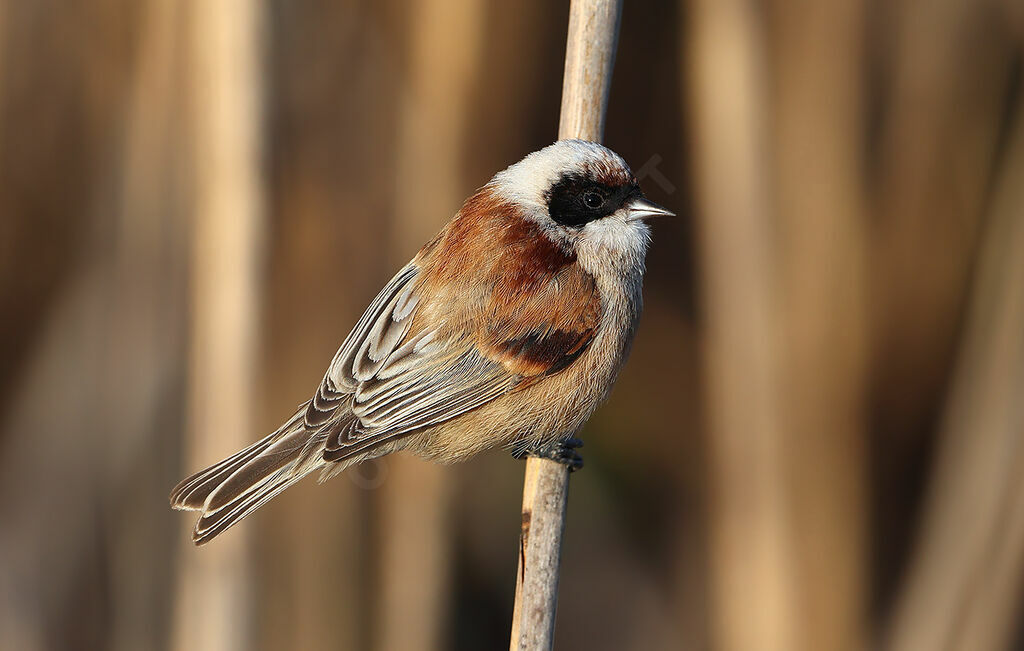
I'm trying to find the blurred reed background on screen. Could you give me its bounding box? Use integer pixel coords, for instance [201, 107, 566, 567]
[0, 0, 1022, 649]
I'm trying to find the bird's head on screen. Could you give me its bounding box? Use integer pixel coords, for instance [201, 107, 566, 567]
[488, 140, 673, 277]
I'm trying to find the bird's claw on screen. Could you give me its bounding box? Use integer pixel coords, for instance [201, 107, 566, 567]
[514, 437, 584, 472]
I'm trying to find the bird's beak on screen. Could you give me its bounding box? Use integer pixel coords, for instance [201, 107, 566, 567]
[627, 197, 675, 221]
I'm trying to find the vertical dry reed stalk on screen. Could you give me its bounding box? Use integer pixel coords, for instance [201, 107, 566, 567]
[171, 1, 264, 649]
[509, 1, 622, 649]
[0, 2, 192, 648]
[688, 0, 869, 648]
[884, 100, 1024, 651]
[767, 1, 869, 648]
[684, 1, 794, 648]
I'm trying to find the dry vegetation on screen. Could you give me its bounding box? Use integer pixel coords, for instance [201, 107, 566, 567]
[0, 1, 1021, 649]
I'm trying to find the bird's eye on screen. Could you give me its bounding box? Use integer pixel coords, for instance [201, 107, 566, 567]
[583, 192, 604, 209]
[547, 175, 621, 227]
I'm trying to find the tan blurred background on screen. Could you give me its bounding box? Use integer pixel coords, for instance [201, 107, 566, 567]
[1, 0, 1023, 650]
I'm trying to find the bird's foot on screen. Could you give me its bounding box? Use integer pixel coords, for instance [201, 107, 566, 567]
[514, 437, 584, 472]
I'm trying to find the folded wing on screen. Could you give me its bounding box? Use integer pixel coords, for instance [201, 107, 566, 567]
[310, 247, 603, 462]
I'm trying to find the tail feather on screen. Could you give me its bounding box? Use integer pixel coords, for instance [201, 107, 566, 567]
[203, 429, 310, 513]
[191, 466, 311, 545]
[170, 404, 398, 545]
[169, 408, 306, 509]
[169, 405, 328, 545]
[170, 432, 281, 511]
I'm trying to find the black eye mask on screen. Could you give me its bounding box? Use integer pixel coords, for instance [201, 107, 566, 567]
[546, 173, 640, 228]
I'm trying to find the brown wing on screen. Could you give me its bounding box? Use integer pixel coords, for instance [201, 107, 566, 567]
[311, 192, 603, 461]
[481, 261, 601, 378]
[313, 268, 600, 460]
[418, 190, 604, 378]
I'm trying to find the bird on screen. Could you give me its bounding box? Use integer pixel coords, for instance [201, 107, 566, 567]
[170, 139, 673, 545]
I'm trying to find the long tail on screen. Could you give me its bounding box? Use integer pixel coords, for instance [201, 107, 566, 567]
[170, 405, 328, 545]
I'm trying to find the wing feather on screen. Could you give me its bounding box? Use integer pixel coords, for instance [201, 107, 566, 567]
[305, 211, 604, 465]
[303, 264, 418, 428]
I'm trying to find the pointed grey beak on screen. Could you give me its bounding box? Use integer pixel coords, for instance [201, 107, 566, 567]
[627, 197, 675, 221]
